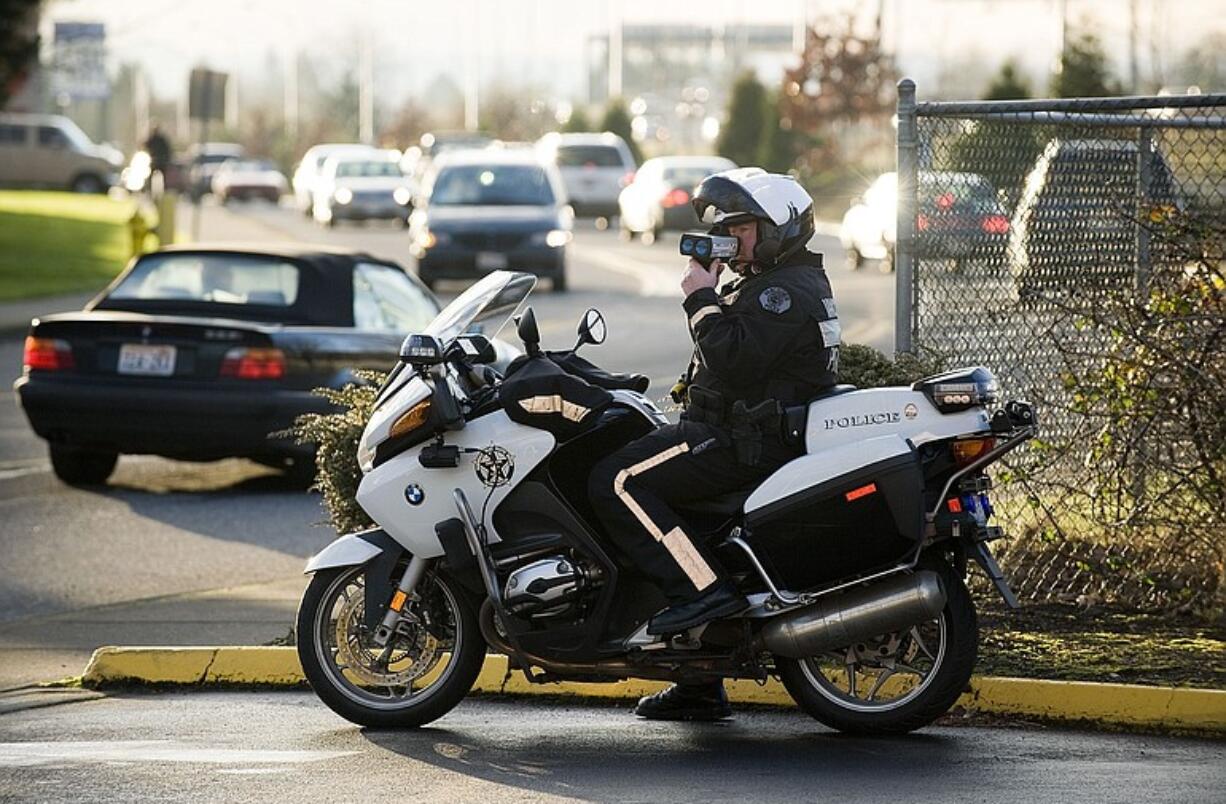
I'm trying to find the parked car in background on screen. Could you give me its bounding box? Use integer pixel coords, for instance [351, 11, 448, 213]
[0, 112, 122, 193]
[618, 155, 737, 243]
[186, 142, 245, 199]
[1008, 138, 1184, 295]
[212, 158, 288, 203]
[840, 171, 1010, 272]
[312, 149, 414, 227]
[410, 149, 572, 291]
[536, 131, 636, 221]
[292, 143, 373, 216]
[14, 245, 441, 486]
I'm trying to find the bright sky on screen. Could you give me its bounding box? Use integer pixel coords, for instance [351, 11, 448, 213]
[45, 0, 1224, 102]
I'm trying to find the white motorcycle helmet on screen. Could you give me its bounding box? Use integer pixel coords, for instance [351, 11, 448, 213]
[691, 168, 816, 269]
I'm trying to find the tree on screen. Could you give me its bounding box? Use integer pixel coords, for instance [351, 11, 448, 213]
[599, 97, 641, 164]
[757, 91, 804, 173]
[1052, 31, 1121, 98]
[717, 70, 769, 168]
[562, 103, 592, 133]
[985, 60, 1032, 101]
[0, 0, 40, 109]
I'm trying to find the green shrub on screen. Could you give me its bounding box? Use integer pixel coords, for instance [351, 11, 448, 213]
[837, 343, 945, 388]
[289, 369, 386, 534]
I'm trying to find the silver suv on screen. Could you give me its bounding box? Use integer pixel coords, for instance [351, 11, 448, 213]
[536, 132, 636, 220]
[0, 113, 121, 192]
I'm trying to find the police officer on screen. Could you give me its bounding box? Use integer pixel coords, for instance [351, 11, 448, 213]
[587, 168, 840, 721]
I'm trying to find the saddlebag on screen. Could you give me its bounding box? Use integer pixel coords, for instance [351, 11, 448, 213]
[738, 447, 924, 591]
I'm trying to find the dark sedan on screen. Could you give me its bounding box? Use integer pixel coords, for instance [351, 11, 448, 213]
[409, 150, 572, 292]
[15, 245, 440, 486]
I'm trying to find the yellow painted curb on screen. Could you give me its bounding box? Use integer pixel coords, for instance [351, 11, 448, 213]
[81, 647, 1226, 733]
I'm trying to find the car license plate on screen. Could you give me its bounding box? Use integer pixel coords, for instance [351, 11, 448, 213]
[476, 252, 509, 271]
[117, 344, 176, 376]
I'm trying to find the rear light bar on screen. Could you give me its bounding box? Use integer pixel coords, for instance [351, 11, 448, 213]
[952, 437, 996, 467]
[219, 347, 286, 380]
[23, 336, 75, 372]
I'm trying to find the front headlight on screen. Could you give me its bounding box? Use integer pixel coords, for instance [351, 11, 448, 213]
[531, 229, 572, 248]
[393, 186, 412, 206]
[416, 228, 450, 249]
[334, 188, 353, 205]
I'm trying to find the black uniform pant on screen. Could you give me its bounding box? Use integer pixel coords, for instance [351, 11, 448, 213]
[587, 420, 799, 604]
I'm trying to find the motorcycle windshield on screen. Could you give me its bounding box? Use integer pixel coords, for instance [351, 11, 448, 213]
[422, 270, 537, 345]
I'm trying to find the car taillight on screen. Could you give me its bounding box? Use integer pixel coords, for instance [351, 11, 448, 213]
[981, 214, 1009, 234]
[661, 188, 690, 208]
[23, 336, 75, 371]
[219, 347, 286, 380]
[952, 437, 996, 467]
[916, 213, 930, 231]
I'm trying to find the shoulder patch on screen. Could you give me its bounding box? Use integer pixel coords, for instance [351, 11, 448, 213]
[759, 287, 792, 314]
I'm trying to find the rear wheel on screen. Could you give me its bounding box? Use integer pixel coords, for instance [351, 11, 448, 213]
[70, 173, 105, 194]
[49, 443, 117, 486]
[845, 246, 863, 271]
[776, 560, 977, 734]
[297, 563, 486, 728]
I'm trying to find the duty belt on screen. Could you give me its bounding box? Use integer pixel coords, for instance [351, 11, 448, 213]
[683, 387, 786, 466]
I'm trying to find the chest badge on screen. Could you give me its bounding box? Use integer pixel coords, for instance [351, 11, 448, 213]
[759, 287, 792, 314]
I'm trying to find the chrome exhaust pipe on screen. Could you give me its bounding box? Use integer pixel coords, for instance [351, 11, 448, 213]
[756, 571, 947, 660]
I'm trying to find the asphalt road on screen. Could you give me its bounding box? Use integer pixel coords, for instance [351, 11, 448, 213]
[1, 693, 1222, 803]
[0, 200, 896, 681]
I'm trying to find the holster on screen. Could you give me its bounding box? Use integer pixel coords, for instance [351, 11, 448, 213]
[729, 399, 783, 466]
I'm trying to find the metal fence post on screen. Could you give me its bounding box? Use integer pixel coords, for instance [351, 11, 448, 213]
[1135, 127, 1153, 294]
[895, 78, 918, 355]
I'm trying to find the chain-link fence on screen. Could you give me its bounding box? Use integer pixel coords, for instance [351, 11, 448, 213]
[895, 83, 1226, 613]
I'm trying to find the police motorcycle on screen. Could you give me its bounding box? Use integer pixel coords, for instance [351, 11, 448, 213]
[296, 269, 1036, 734]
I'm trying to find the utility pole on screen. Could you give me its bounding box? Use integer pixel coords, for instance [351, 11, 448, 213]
[464, 0, 480, 131]
[608, 0, 622, 100]
[284, 50, 299, 142]
[359, 24, 374, 144]
[1128, 0, 1139, 91]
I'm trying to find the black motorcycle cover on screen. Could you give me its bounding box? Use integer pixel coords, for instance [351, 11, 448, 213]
[498, 354, 613, 439]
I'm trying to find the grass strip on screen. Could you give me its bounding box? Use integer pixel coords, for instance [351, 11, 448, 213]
[0, 191, 141, 301]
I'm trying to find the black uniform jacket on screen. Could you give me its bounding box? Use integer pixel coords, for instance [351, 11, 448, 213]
[680, 249, 840, 411]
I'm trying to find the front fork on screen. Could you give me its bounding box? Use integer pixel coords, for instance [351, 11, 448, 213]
[371, 555, 433, 648]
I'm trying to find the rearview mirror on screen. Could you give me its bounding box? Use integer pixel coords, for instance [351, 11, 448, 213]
[515, 307, 541, 356]
[574, 308, 607, 351]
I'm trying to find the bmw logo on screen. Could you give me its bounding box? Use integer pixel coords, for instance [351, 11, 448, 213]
[404, 484, 425, 506]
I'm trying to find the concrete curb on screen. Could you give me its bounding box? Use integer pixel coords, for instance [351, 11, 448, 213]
[81, 647, 1226, 734]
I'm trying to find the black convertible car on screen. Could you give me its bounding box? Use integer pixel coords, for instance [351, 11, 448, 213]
[15, 244, 441, 486]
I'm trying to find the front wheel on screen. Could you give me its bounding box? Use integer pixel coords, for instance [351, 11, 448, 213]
[297, 563, 486, 728]
[776, 560, 977, 734]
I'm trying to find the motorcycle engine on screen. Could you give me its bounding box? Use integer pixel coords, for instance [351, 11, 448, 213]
[503, 555, 596, 620]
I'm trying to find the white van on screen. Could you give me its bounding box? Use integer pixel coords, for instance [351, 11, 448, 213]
[536, 132, 636, 219]
[0, 113, 122, 192]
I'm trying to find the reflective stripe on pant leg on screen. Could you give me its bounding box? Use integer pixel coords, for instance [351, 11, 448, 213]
[611, 441, 718, 591]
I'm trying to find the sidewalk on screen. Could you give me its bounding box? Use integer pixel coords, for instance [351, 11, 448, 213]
[0, 576, 302, 691]
[0, 292, 97, 336]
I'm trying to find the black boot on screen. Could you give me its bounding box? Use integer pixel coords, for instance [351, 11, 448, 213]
[647, 581, 746, 635]
[634, 681, 732, 721]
